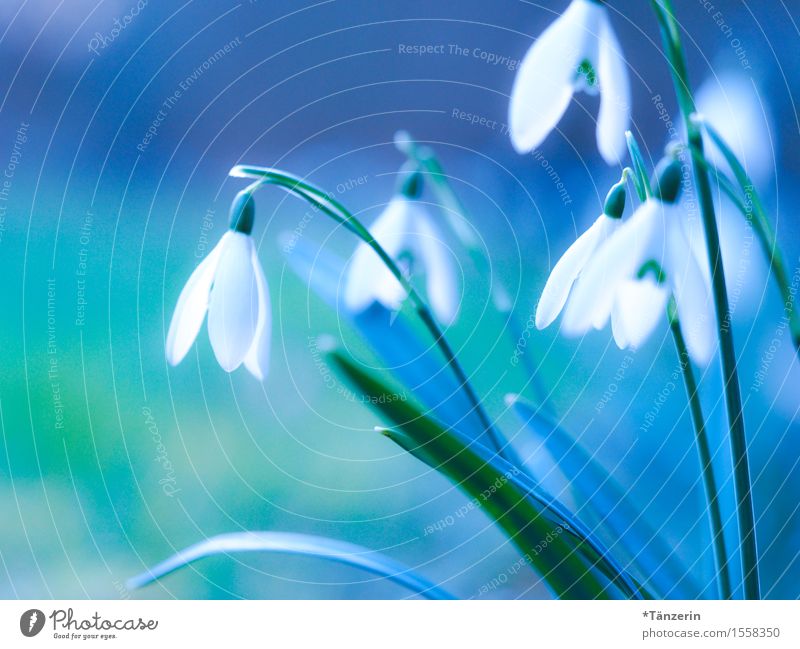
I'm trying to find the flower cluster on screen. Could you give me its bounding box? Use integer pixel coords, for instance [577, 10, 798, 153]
[166, 168, 459, 379]
[537, 161, 715, 365]
[510, 1, 714, 364]
[150, 0, 795, 602]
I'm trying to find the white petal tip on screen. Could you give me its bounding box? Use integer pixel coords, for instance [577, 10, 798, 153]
[246, 366, 267, 381]
[509, 133, 532, 155]
[342, 294, 368, 315]
[559, 309, 585, 337]
[433, 305, 459, 328]
[597, 136, 628, 165]
[534, 310, 550, 330]
[690, 344, 715, 367]
[508, 122, 548, 155]
[216, 357, 243, 373]
[600, 151, 624, 166]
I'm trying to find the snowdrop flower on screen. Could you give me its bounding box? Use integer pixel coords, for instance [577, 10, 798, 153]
[166, 191, 271, 380]
[562, 159, 715, 364]
[695, 71, 773, 188]
[344, 175, 460, 325]
[687, 73, 773, 315]
[509, 0, 630, 164]
[535, 179, 626, 329]
[681, 196, 767, 316]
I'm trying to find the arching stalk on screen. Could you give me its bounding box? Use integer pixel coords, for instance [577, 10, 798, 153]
[230, 165, 517, 465]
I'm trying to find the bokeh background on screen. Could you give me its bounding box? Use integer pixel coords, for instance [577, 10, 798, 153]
[1, 0, 798, 599]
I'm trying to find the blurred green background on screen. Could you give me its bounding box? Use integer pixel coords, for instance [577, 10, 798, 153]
[1, 0, 799, 599]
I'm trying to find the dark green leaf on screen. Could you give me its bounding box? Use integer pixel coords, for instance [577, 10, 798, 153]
[328, 349, 647, 599]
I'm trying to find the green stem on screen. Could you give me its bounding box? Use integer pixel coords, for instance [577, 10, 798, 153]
[686, 147, 750, 214]
[651, 0, 760, 599]
[394, 135, 481, 251]
[695, 118, 800, 352]
[396, 136, 552, 407]
[669, 303, 733, 599]
[230, 165, 516, 463]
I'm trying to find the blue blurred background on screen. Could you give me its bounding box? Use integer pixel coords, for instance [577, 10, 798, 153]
[0, 0, 798, 599]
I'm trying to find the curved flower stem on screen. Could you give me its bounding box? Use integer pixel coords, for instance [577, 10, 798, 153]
[651, 0, 760, 599]
[669, 302, 733, 599]
[394, 133, 481, 251]
[230, 165, 517, 464]
[693, 117, 800, 352]
[395, 134, 551, 407]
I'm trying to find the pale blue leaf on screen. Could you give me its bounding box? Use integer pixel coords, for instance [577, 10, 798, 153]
[282, 233, 490, 446]
[127, 531, 455, 600]
[507, 394, 702, 598]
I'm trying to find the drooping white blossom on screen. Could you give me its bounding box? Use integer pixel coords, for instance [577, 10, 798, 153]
[561, 195, 715, 364]
[536, 213, 621, 330]
[675, 73, 774, 317]
[536, 179, 626, 330]
[166, 230, 271, 380]
[509, 0, 630, 164]
[344, 196, 460, 325]
[695, 70, 773, 187]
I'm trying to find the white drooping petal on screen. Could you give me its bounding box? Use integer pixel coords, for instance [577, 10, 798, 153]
[344, 197, 412, 314]
[696, 71, 773, 187]
[207, 232, 259, 372]
[562, 200, 665, 335]
[610, 296, 628, 349]
[536, 214, 610, 329]
[414, 207, 461, 325]
[243, 247, 272, 381]
[681, 192, 767, 316]
[596, 10, 630, 164]
[165, 235, 226, 366]
[508, 0, 599, 153]
[611, 277, 669, 350]
[666, 221, 716, 365]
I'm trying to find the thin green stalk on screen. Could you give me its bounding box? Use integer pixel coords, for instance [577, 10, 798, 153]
[628, 136, 731, 597]
[395, 136, 551, 406]
[394, 135, 480, 249]
[669, 303, 733, 599]
[685, 147, 750, 214]
[230, 165, 516, 463]
[651, 0, 760, 599]
[695, 117, 800, 352]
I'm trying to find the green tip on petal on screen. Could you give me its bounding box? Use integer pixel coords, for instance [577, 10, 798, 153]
[603, 180, 627, 219]
[637, 259, 668, 285]
[575, 59, 598, 91]
[398, 167, 424, 199]
[651, 158, 683, 204]
[229, 190, 255, 234]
